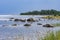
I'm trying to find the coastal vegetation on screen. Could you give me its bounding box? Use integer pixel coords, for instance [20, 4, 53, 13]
[20, 9, 60, 16]
[43, 31, 60, 40]
[43, 15, 60, 19]
[52, 23, 60, 27]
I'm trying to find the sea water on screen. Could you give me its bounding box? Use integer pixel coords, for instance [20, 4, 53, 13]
[0, 15, 60, 40]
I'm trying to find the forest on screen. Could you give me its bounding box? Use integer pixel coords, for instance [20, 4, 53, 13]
[20, 9, 60, 16]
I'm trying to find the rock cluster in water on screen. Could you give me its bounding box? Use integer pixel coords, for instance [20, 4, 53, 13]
[13, 18, 38, 22]
[8, 17, 54, 28]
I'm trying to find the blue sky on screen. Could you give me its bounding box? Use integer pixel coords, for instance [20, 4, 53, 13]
[0, 0, 60, 14]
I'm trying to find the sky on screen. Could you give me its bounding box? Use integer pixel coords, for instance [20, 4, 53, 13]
[0, 0, 60, 15]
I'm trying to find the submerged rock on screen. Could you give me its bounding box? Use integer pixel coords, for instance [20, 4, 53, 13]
[10, 18, 14, 19]
[2, 24, 8, 27]
[12, 24, 17, 26]
[43, 24, 54, 27]
[9, 18, 14, 21]
[24, 24, 31, 26]
[39, 19, 41, 21]
[37, 23, 42, 25]
[9, 19, 13, 21]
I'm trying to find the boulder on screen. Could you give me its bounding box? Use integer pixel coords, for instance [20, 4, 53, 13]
[14, 19, 26, 22]
[19, 19, 26, 22]
[24, 24, 31, 26]
[9, 18, 14, 21]
[14, 19, 20, 21]
[27, 18, 35, 22]
[43, 24, 54, 27]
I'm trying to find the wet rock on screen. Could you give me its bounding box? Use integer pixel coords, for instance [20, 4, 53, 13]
[9, 18, 14, 21]
[2, 24, 8, 27]
[9, 19, 13, 21]
[14, 19, 26, 22]
[35, 19, 39, 22]
[38, 18, 41, 21]
[27, 18, 35, 22]
[43, 24, 54, 27]
[19, 19, 26, 22]
[14, 19, 20, 21]
[37, 23, 42, 25]
[10, 18, 14, 19]
[12, 24, 17, 26]
[24, 24, 31, 26]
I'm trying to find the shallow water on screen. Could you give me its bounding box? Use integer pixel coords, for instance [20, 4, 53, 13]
[0, 15, 60, 40]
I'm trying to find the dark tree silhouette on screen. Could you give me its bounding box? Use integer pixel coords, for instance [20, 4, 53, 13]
[20, 9, 60, 16]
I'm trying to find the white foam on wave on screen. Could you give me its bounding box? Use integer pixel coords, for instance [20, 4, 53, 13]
[0, 15, 15, 20]
[0, 18, 9, 21]
[0, 15, 13, 17]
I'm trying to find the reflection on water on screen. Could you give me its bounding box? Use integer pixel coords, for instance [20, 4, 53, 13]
[0, 15, 60, 40]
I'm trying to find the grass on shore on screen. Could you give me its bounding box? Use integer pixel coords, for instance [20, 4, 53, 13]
[52, 23, 60, 27]
[44, 15, 60, 19]
[43, 31, 60, 40]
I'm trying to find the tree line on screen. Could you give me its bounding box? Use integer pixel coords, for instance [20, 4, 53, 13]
[20, 9, 60, 16]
